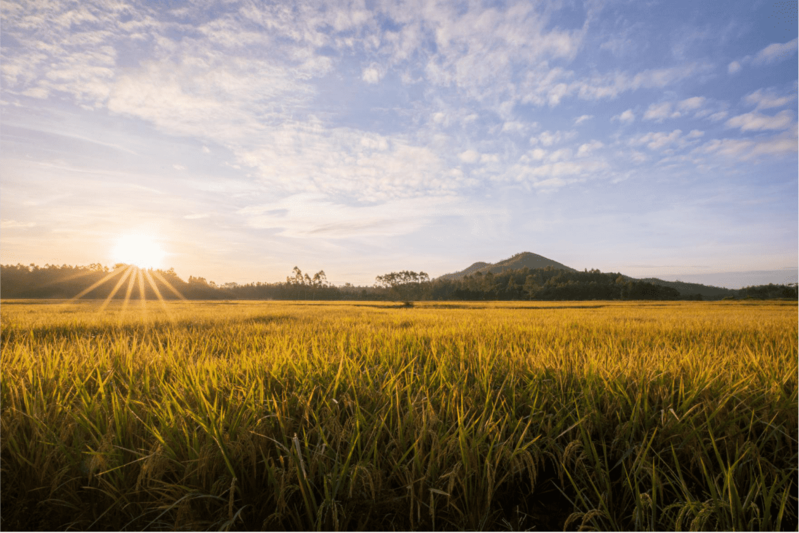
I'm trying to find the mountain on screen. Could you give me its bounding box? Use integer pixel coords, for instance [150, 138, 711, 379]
[452, 261, 491, 278]
[439, 252, 744, 299]
[438, 252, 577, 280]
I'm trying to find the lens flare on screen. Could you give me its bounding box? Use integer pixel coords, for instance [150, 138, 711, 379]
[111, 234, 166, 269]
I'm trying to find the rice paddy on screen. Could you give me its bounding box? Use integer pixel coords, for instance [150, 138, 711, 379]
[1, 300, 796, 530]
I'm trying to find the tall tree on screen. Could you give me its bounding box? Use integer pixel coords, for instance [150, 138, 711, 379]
[374, 270, 430, 302]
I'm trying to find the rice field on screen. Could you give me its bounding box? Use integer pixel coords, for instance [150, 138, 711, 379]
[1, 299, 796, 531]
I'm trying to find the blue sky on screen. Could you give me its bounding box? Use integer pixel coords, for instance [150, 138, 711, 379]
[1, 0, 796, 288]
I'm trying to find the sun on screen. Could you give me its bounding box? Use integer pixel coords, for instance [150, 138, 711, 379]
[69, 233, 184, 310]
[111, 233, 166, 269]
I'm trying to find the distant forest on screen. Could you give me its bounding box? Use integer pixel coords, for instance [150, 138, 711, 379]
[2, 263, 797, 301]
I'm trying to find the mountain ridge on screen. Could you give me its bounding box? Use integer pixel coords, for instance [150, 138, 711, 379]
[438, 252, 741, 298]
[437, 252, 577, 280]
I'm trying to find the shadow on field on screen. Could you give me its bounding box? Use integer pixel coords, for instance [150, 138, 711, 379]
[422, 303, 609, 310]
[312, 302, 612, 310]
[240, 315, 297, 326]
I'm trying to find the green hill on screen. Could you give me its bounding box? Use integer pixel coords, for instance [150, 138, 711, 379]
[438, 252, 576, 280]
[437, 253, 743, 300]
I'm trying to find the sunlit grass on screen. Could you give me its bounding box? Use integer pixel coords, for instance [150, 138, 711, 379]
[1, 300, 796, 530]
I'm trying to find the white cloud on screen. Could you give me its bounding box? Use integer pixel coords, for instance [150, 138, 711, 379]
[530, 130, 576, 147]
[576, 140, 603, 157]
[235, 126, 464, 201]
[458, 150, 480, 163]
[678, 97, 705, 112]
[480, 153, 500, 163]
[752, 38, 798, 65]
[725, 110, 795, 132]
[574, 114, 593, 125]
[744, 88, 795, 110]
[630, 130, 683, 150]
[415, 2, 585, 97]
[517, 62, 710, 110]
[687, 130, 704, 139]
[749, 133, 798, 157]
[643, 102, 680, 122]
[507, 158, 609, 189]
[362, 66, 382, 84]
[613, 109, 635, 124]
[695, 129, 798, 161]
[708, 111, 728, 122]
[529, 148, 547, 161]
[22, 87, 49, 99]
[532, 177, 567, 190]
[173, 164, 185, 171]
[572, 63, 710, 102]
[728, 39, 798, 75]
[360, 135, 389, 151]
[105, 56, 313, 143]
[501, 121, 528, 133]
[547, 148, 572, 163]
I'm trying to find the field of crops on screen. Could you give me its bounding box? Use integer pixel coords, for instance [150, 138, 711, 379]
[1, 300, 796, 530]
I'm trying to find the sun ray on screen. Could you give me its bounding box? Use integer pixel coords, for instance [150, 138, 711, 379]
[150, 270, 187, 301]
[122, 267, 137, 313]
[99, 266, 134, 313]
[68, 268, 125, 302]
[144, 269, 170, 315]
[137, 268, 146, 309]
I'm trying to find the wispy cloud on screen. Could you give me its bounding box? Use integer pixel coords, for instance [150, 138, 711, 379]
[752, 38, 798, 65]
[629, 129, 684, 151]
[612, 109, 635, 124]
[643, 102, 680, 122]
[239, 193, 472, 239]
[678, 97, 705, 112]
[726, 110, 795, 132]
[744, 87, 796, 110]
[694, 128, 798, 160]
[727, 38, 798, 73]
[1, 219, 36, 229]
[576, 140, 603, 157]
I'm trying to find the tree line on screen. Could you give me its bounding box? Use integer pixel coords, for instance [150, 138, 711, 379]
[1, 263, 796, 301]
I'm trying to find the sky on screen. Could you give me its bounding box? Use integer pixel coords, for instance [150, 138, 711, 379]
[1, 0, 797, 289]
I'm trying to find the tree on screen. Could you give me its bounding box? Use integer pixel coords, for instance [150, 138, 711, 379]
[374, 270, 430, 303]
[523, 275, 541, 299]
[312, 270, 328, 287]
[287, 266, 305, 285]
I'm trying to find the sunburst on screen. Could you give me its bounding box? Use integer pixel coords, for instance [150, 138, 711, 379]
[67, 234, 186, 313]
